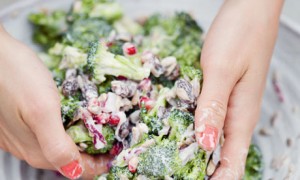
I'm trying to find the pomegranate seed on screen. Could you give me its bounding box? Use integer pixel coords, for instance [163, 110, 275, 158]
[109, 142, 123, 156]
[139, 96, 154, 110]
[93, 113, 109, 124]
[108, 114, 120, 126]
[123, 43, 137, 55]
[128, 165, 137, 173]
[128, 156, 138, 173]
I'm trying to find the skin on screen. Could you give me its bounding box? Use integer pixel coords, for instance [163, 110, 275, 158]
[0, 0, 283, 179]
[0, 26, 112, 179]
[195, 0, 284, 179]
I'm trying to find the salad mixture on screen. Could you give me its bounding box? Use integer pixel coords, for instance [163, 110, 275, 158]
[29, 0, 263, 179]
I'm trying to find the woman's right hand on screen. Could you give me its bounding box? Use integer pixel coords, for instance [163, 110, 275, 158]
[0, 26, 112, 179]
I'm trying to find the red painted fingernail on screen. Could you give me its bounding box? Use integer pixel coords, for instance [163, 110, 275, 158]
[60, 160, 83, 180]
[197, 124, 219, 151]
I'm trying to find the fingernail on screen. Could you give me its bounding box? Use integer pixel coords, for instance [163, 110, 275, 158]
[197, 124, 219, 151]
[60, 160, 83, 180]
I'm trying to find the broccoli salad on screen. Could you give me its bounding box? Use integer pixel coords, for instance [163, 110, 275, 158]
[28, 0, 263, 179]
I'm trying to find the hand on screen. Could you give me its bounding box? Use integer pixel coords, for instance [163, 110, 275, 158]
[194, 0, 283, 179]
[0, 27, 112, 179]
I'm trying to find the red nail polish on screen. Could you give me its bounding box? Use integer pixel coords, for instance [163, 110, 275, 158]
[197, 124, 218, 151]
[60, 160, 83, 180]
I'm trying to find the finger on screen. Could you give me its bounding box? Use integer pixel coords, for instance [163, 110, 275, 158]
[195, 66, 237, 151]
[24, 93, 83, 179]
[81, 153, 114, 180]
[211, 75, 262, 180]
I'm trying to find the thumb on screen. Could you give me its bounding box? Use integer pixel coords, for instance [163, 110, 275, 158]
[26, 97, 83, 179]
[195, 67, 236, 151]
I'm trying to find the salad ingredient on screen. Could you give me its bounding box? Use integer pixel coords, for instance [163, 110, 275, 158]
[28, 0, 263, 178]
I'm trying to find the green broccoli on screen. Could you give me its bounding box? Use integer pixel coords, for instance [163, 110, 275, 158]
[28, 10, 67, 49]
[107, 40, 126, 55]
[67, 123, 92, 143]
[244, 144, 263, 180]
[64, 18, 112, 49]
[113, 17, 143, 35]
[74, 0, 123, 22]
[107, 166, 134, 180]
[140, 88, 170, 134]
[67, 122, 114, 155]
[85, 125, 115, 154]
[173, 150, 207, 180]
[142, 12, 203, 67]
[180, 66, 202, 81]
[168, 109, 194, 142]
[98, 76, 115, 94]
[61, 98, 80, 124]
[149, 74, 175, 88]
[137, 139, 182, 178]
[87, 42, 150, 83]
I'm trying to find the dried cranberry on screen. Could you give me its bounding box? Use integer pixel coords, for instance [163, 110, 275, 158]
[117, 76, 128, 81]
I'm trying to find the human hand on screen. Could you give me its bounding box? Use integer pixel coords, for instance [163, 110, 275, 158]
[194, 0, 284, 179]
[0, 27, 112, 179]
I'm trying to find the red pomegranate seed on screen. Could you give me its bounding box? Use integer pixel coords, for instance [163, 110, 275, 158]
[93, 113, 109, 124]
[139, 96, 154, 110]
[123, 43, 137, 55]
[109, 142, 123, 156]
[108, 114, 120, 126]
[128, 165, 137, 173]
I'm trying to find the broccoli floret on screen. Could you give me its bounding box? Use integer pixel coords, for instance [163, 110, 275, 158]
[107, 40, 126, 55]
[64, 18, 112, 49]
[149, 74, 175, 89]
[137, 139, 182, 178]
[47, 43, 87, 69]
[85, 125, 115, 154]
[98, 76, 114, 94]
[244, 144, 263, 180]
[113, 17, 143, 35]
[149, 88, 169, 116]
[67, 123, 92, 143]
[29, 10, 67, 49]
[107, 166, 134, 180]
[140, 88, 169, 134]
[61, 98, 80, 124]
[168, 109, 194, 142]
[87, 42, 150, 82]
[67, 123, 115, 154]
[140, 111, 162, 135]
[142, 12, 203, 67]
[180, 66, 203, 81]
[174, 150, 207, 180]
[75, 0, 122, 22]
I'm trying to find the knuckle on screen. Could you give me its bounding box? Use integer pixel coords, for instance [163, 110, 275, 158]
[202, 100, 227, 120]
[43, 138, 72, 163]
[23, 98, 60, 122]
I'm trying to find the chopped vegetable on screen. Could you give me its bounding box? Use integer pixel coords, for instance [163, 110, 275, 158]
[28, 1, 263, 179]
